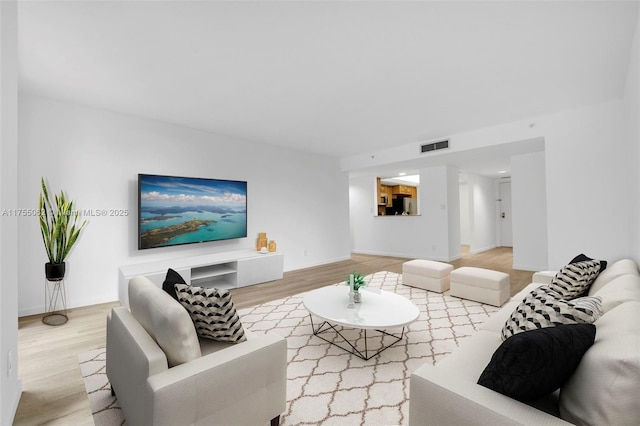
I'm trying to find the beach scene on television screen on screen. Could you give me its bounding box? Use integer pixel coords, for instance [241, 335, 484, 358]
[139, 175, 247, 249]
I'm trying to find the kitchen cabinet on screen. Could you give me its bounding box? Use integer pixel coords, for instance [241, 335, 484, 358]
[376, 178, 386, 215]
[392, 185, 413, 196]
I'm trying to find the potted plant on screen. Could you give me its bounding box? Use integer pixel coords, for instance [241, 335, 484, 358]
[345, 272, 367, 302]
[39, 177, 87, 281]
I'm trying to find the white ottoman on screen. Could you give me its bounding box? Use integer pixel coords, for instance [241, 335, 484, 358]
[402, 259, 454, 293]
[450, 267, 510, 307]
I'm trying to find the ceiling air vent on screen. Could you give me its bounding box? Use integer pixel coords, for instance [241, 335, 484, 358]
[420, 139, 449, 154]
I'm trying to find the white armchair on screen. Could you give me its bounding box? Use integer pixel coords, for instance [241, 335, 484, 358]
[106, 276, 287, 426]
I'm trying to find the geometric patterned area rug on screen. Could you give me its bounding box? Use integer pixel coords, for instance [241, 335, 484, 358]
[79, 271, 499, 426]
[237, 271, 500, 425]
[77, 348, 126, 426]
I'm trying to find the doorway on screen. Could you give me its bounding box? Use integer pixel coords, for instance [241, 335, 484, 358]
[498, 181, 513, 247]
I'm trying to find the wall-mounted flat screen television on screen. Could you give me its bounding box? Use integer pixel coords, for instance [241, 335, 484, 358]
[138, 174, 247, 250]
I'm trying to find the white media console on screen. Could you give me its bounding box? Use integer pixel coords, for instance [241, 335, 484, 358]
[119, 249, 284, 307]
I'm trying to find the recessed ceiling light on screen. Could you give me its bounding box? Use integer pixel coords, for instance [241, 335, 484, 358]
[398, 172, 406, 176]
[498, 170, 507, 174]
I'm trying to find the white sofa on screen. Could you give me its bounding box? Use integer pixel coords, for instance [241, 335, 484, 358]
[106, 276, 287, 426]
[410, 259, 640, 425]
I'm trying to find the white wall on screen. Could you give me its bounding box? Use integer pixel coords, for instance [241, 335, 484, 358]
[542, 101, 630, 268]
[511, 151, 548, 271]
[626, 6, 640, 262]
[446, 166, 461, 260]
[17, 95, 351, 315]
[459, 182, 470, 245]
[469, 174, 496, 253]
[1, 1, 22, 423]
[350, 165, 460, 261]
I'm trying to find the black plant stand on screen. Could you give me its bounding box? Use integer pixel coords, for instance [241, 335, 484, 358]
[43, 277, 68, 326]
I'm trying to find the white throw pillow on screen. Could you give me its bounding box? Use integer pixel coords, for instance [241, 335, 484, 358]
[559, 301, 640, 425]
[129, 276, 202, 367]
[589, 259, 639, 296]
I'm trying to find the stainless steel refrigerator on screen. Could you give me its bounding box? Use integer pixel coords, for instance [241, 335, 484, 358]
[403, 198, 417, 215]
[391, 197, 418, 215]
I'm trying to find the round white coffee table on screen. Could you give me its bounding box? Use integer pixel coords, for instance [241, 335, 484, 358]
[303, 285, 420, 360]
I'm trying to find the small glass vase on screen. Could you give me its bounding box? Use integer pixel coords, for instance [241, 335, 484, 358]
[354, 290, 362, 303]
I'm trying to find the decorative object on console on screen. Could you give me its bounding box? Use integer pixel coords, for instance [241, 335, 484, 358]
[257, 232, 268, 251]
[268, 240, 277, 252]
[162, 268, 187, 301]
[175, 284, 247, 343]
[478, 323, 596, 401]
[501, 285, 602, 340]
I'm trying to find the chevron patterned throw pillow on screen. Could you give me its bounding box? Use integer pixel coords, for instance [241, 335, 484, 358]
[175, 284, 247, 343]
[501, 285, 602, 341]
[549, 259, 603, 299]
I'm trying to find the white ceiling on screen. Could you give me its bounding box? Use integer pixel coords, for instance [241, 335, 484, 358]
[17, 1, 638, 174]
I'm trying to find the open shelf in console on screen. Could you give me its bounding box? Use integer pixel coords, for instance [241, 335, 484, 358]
[190, 263, 237, 289]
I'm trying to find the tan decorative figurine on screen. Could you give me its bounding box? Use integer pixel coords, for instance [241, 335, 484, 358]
[257, 232, 268, 251]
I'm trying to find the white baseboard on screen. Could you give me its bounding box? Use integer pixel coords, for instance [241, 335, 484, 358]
[469, 244, 497, 254]
[284, 255, 351, 272]
[4, 379, 22, 426]
[18, 294, 121, 317]
[351, 249, 454, 263]
[513, 263, 548, 272]
[18, 305, 43, 317]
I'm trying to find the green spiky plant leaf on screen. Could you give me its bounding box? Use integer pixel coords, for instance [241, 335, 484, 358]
[39, 177, 87, 264]
[345, 272, 367, 291]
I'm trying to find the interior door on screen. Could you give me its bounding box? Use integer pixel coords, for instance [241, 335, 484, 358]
[499, 181, 513, 247]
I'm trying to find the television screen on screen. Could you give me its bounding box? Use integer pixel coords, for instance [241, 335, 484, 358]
[138, 174, 247, 249]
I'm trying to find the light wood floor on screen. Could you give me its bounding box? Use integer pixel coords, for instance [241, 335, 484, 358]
[14, 247, 533, 425]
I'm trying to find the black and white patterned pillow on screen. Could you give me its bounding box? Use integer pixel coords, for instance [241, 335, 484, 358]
[501, 285, 602, 341]
[549, 260, 603, 299]
[175, 284, 247, 343]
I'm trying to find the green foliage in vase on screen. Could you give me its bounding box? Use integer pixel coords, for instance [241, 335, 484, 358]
[345, 272, 367, 291]
[38, 177, 87, 264]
